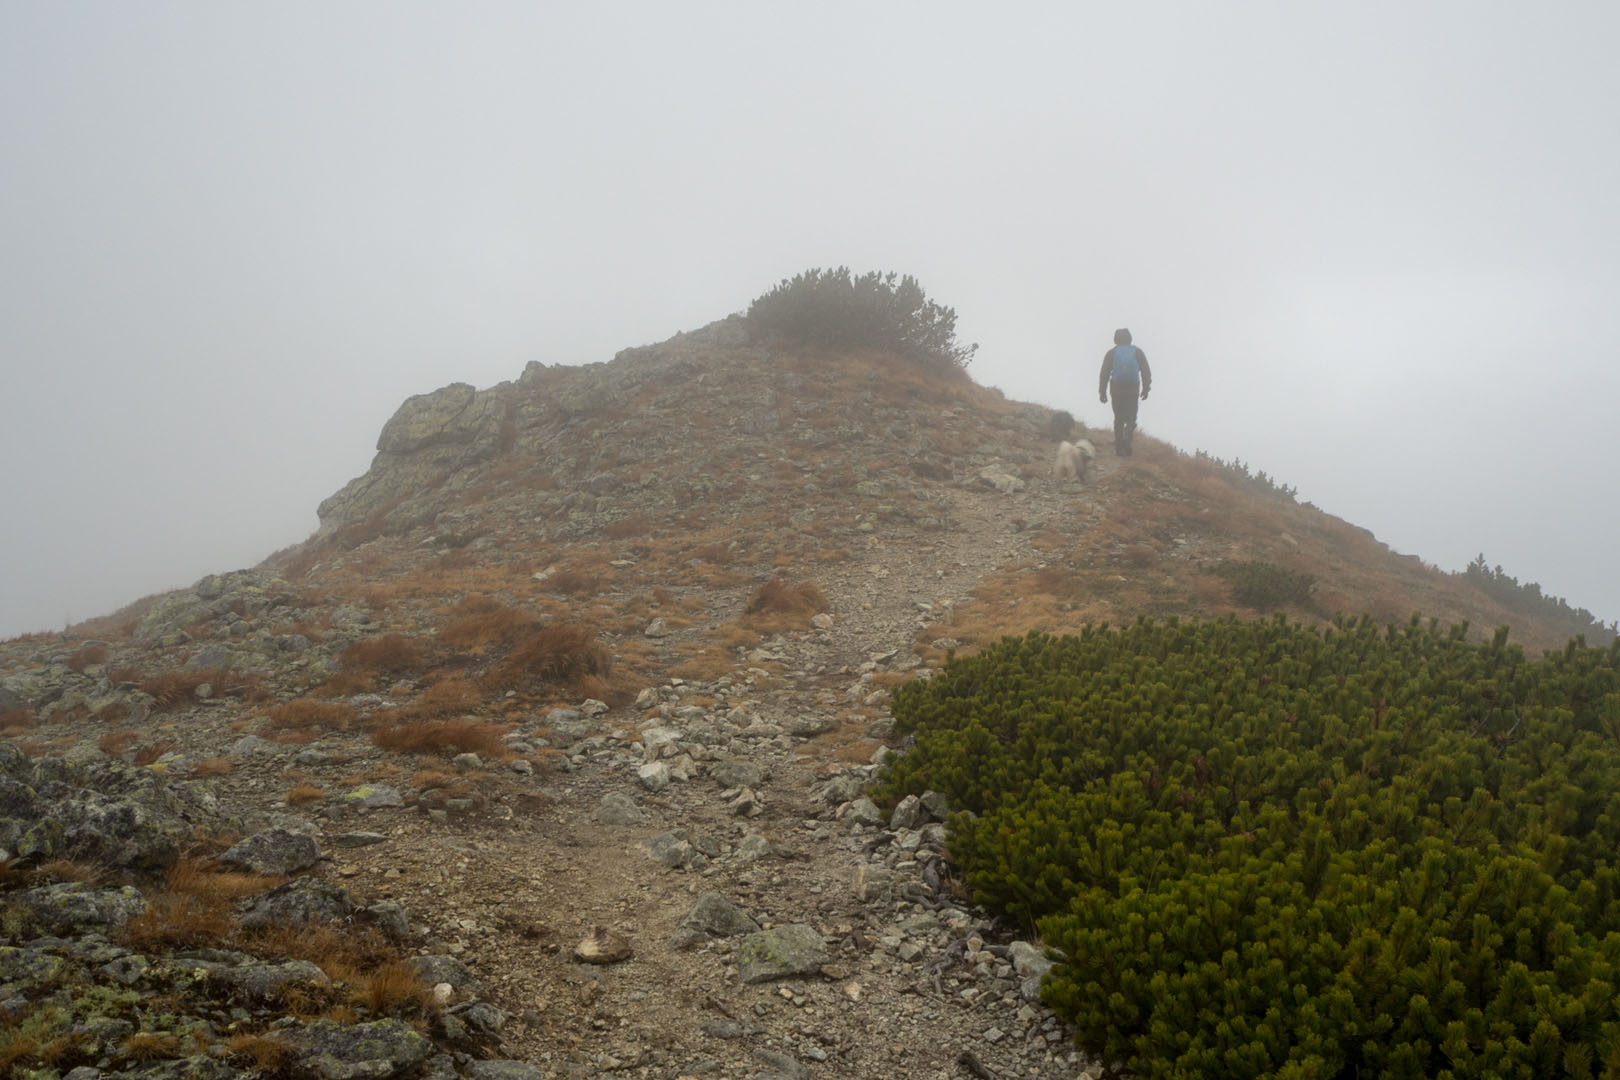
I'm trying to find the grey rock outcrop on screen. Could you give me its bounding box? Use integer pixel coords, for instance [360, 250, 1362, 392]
[317, 382, 507, 532]
[18, 882, 149, 933]
[239, 877, 356, 930]
[277, 1017, 431, 1080]
[217, 828, 323, 875]
[0, 744, 232, 871]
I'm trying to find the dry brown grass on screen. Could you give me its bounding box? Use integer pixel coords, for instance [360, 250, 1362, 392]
[66, 643, 109, 673]
[139, 667, 261, 710]
[542, 567, 602, 595]
[222, 1034, 287, 1073]
[132, 741, 178, 767]
[669, 645, 735, 682]
[371, 719, 509, 758]
[742, 578, 827, 632]
[118, 890, 236, 951]
[601, 515, 654, 539]
[261, 699, 362, 734]
[488, 624, 612, 691]
[106, 665, 142, 685]
[321, 632, 429, 694]
[0, 706, 36, 734]
[353, 958, 435, 1013]
[1124, 543, 1159, 568]
[339, 633, 427, 677]
[692, 542, 737, 565]
[285, 783, 325, 805]
[30, 859, 102, 885]
[98, 730, 140, 757]
[120, 1033, 183, 1062]
[441, 600, 531, 652]
[117, 856, 286, 953]
[191, 757, 235, 778]
[410, 768, 461, 792]
[387, 676, 482, 724]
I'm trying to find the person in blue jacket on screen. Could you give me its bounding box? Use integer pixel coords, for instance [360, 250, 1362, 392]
[1099, 328, 1152, 456]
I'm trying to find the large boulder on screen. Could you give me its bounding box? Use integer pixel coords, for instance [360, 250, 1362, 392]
[317, 383, 507, 531]
[0, 744, 233, 872]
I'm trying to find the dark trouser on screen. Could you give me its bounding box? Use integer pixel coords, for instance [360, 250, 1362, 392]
[1111, 378, 1139, 455]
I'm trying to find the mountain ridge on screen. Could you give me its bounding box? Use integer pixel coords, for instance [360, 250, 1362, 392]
[0, 317, 1607, 1080]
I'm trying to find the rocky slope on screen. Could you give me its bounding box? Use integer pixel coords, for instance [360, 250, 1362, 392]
[0, 317, 1593, 1080]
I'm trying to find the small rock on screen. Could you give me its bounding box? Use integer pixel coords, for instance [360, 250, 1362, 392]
[889, 794, 925, 830]
[574, 926, 633, 965]
[790, 714, 836, 736]
[598, 791, 647, 825]
[328, 831, 388, 848]
[844, 797, 884, 827]
[735, 834, 774, 862]
[709, 760, 765, 789]
[342, 784, 405, 809]
[407, 954, 479, 990]
[670, 892, 760, 950]
[464, 1062, 546, 1080]
[637, 761, 671, 792]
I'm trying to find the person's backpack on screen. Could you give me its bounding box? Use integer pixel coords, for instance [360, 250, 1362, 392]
[1111, 344, 1141, 382]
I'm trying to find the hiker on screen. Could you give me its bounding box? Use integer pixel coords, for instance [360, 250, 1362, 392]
[1099, 328, 1152, 456]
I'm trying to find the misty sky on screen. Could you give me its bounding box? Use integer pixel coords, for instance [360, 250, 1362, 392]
[3, 2, 1617, 639]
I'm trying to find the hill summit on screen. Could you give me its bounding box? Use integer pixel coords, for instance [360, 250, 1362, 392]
[0, 316, 1608, 1079]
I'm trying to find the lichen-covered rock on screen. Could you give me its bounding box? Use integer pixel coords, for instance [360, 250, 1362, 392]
[341, 785, 404, 810]
[0, 744, 232, 872]
[201, 958, 331, 1004]
[0, 945, 66, 990]
[405, 954, 479, 991]
[277, 1018, 431, 1080]
[670, 892, 759, 950]
[19, 882, 149, 933]
[114, 1055, 258, 1079]
[464, 1060, 546, 1080]
[709, 760, 765, 789]
[596, 791, 646, 825]
[737, 924, 829, 983]
[239, 877, 355, 930]
[216, 829, 322, 875]
[132, 570, 295, 646]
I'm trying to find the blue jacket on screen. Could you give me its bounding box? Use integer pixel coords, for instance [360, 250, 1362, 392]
[1099, 345, 1152, 397]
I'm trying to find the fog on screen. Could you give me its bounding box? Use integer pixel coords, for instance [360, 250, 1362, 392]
[3, 2, 1616, 639]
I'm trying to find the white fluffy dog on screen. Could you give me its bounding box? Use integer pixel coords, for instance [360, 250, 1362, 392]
[1053, 438, 1097, 482]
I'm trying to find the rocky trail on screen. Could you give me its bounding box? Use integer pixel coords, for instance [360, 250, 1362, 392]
[285, 470, 1123, 1079]
[0, 446, 1127, 1080]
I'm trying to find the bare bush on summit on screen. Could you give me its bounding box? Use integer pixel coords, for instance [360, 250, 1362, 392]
[746, 268, 977, 370]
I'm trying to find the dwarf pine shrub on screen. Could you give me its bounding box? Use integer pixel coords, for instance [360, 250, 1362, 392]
[746, 267, 977, 370]
[875, 615, 1620, 1079]
[1212, 559, 1316, 611]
